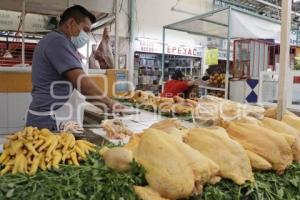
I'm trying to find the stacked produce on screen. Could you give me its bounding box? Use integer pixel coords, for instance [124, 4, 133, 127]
[1, 150, 300, 199]
[0, 127, 96, 175]
[192, 95, 265, 126]
[117, 90, 265, 122]
[208, 73, 225, 87]
[101, 112, 300, 199]
[0, 152, 146, 200]
[117, 90, 197, 116]
[2, 103, 300, 199]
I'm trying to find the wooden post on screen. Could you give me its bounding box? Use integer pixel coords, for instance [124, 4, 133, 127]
[277, 0, 292, 120]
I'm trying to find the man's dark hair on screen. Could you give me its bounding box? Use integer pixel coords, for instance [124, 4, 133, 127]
[59, 5, 96, 26]
[172, 69, 184, 80]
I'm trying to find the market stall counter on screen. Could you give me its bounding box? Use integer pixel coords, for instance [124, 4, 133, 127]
[0, 67, 128, 135]
[2, 92, 300, 199]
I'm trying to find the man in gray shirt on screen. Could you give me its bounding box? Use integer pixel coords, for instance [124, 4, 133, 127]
[27, 5, 119, 130]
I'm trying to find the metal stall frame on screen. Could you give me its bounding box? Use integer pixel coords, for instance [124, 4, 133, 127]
[0, 0, 115, 67]
[162, 6, 298, 100]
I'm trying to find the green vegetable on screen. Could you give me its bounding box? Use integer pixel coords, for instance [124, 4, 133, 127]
[2, 144, 300, 200]
[191, 163, 300, 200]
[0, 152, 146, 200]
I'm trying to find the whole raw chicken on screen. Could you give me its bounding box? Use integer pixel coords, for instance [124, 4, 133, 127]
[224, 122, 293, 174]
[185, 127, 254, 185]
[133, 128, 220, 199]
[261, 117, 300, 162]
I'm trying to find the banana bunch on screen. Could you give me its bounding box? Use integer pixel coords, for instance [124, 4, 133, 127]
[0, 127, 96, 175]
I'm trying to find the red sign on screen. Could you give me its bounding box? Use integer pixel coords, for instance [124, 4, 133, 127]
[166, 46, 199, 57]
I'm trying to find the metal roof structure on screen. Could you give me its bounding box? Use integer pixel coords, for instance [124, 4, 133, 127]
[165, 6, 285, 40]
[214, 0, 300, 26]
[0, 0, 113, 20]
[0, 0, 116, 64]
[162, 6, 292, 99]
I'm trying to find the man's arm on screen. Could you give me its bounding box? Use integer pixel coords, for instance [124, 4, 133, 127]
[187, 80, 194, 87]
[64, 68, 116, 111]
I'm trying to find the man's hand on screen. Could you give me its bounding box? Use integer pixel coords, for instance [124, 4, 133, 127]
[108, 101, 126, 114]
[64, 68, 120, 112]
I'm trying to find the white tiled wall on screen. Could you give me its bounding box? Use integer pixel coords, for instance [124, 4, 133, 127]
[292, 84, 300, 103]
[0, 93, 7, 129]
[7, 93, 31, 128]
[229, 80, 246, 103]
[0, 93, 31, 135]
[0, 128, 8, 135]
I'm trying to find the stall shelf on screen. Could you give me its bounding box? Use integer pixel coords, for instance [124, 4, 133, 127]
[162, 6, 299, 99]
[0, 0, 119, 135]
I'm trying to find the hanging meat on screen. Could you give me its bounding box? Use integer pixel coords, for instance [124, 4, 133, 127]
[94, 27, 114, 69]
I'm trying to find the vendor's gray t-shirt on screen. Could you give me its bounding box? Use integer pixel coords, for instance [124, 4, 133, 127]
[26, 31, 82, 130]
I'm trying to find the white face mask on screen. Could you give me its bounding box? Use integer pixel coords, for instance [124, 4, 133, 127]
[71, 30, 89, 49]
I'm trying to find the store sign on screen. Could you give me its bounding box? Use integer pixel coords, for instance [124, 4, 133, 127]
[135, 39, 203, 57]
[205, 48, 219, 65]
[165, 45, 202, 57]
[136, 39, 162, 54]
[218, 49, 233, 61]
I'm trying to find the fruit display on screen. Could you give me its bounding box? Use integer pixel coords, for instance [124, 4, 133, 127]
[207, 90, 225, 98]
[208, 73, 225, 88]
[0, 127, 96, 175]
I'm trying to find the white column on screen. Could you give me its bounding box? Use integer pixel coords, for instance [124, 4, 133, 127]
[277, 0, 292, 120]
[21, 0, 26, 65]
[114, 0, 120, 68]
[128, 0, 136, 83]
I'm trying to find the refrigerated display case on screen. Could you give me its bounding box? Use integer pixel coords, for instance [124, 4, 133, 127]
[134, 52, 201, 93]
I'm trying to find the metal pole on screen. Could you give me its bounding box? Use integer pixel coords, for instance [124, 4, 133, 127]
[161, 27, 166, 84]
[114, 0, 120, 68]
[277, 0, 292, 120]
[225, 7, 231, 99]
[21, 0, 26, 65]
[128, 0, 136, 83]
[297, 27, 300, 45]
[86, 39, 90, 72]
